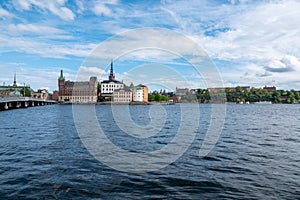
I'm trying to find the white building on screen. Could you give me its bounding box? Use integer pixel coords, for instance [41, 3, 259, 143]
[101, 80, 124, 94]
[100, 61, 124, 98]
[132, 84, 148, 103]
[133, 88, 143, 102]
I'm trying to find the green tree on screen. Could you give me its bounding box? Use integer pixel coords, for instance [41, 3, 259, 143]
[287, 91, 296, 103]
[160, 95, 170, 101]
[148, 93, 154, 101]
[272, 91, 281, 103]
[154, 94, 161, 101]
[20, 88, 31, 97]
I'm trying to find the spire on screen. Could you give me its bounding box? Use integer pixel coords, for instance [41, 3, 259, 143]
[58, 69, 65, 81]
[13, 73, 17, 87]
[109, 60, 115, 81]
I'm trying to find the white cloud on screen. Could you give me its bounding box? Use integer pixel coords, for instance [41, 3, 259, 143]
[0, 6, 13, 18]
[0, 35, 97, 58]
[93, 4, 111, 16]
[201, 1, 300, 62]
[77, 66, 106, 81]
[7, 23, 64, 36]
[92, 0, 119, 16]
[88, 28, 208, 63]
[219, 55, 300, 89]
[75, 0, 84, 14]
[162, 0, 300, 63]
[160, 0, 300, 89]
[2, 0, 300, 90]
[12, 0, 75, 21]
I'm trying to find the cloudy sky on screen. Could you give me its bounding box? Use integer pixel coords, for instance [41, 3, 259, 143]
[0, 0, 300, 92]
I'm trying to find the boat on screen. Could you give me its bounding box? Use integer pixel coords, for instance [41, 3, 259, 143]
[254, 101, 272, 104]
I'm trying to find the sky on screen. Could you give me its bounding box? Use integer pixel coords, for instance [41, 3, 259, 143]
[0, 0, 300, 92]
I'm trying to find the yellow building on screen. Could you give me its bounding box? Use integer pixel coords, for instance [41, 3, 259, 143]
[132, 84, 148, 103]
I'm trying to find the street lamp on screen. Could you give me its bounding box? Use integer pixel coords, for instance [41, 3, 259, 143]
[23, 83, 26, 97]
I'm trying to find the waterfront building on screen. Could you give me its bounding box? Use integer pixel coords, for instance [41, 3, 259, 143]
[112, 83, 148, 103]
[132, 84, 148, 103]
[175, 87, 189, 96]
[58, 70, 98, 103]
[112, 89, 132, 103]
[100, 61, 124, 99]
[32, 89, 49, 100]
[263, 85, 276, 93]
[175, 87, 189, 102]
[51, 90, 59, 101]
[0, 73, 31, 97]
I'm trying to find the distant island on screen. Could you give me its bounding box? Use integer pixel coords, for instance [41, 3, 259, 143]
[162, 86, 299, 104]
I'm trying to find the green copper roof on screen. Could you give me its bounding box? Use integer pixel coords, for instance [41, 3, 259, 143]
[58, 70, 65, 80]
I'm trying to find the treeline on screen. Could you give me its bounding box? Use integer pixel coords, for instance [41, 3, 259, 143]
[181, 87, 300, 103]
[149, 86, 300, 103]
[225, 87, 300, 103]
[205, 87, 300, 103]
[148, 93, 170, 102]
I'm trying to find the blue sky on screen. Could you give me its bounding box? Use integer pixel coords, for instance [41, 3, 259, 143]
[0, 0, 300, 92]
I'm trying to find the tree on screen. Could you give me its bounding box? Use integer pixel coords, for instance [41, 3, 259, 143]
[287, 91, 296, 103]
[148, 93, 155, 102]
[20, 88, 31, 97]
[154, 94, 161, 101]
[235, 86, 243, 93]
[148, 93, 170, 102]
[272, 91, 281, 103]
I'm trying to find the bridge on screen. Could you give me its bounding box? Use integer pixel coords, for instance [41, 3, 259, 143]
[0, 97, 57, 111]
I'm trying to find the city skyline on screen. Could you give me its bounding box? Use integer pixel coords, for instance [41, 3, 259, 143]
[1, 0, 300, 91]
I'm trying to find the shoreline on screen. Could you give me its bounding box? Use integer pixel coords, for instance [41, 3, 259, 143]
[56, 101, 300, 105]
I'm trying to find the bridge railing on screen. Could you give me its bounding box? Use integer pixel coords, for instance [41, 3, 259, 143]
[0, 96, 56, 103]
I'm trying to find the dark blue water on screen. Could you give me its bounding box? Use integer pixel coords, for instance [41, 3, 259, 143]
[0, 104, 299, 199]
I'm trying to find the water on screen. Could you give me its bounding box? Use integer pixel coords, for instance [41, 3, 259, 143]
[0, 104, 299, 199]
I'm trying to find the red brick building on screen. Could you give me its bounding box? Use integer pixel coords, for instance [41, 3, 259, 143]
[58, 70, 98, 103]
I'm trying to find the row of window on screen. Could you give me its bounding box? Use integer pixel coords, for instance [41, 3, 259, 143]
[102, 84, 123, 87]
[62, 96, 96, 100]
[114, 99, 131, 102]
[114, 95, 132, 98]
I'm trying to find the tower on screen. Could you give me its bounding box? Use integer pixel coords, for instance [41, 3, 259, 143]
[13, 73, 17, 87]
[109, 60, 115, 81]
[58, 70, 65, 96]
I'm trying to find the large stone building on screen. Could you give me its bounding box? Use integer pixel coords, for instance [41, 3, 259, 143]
[100, 61, 124, 99]
[58, 70, 98, 103]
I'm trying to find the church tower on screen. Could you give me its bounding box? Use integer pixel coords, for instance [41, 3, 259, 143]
[13, 73, 17, 87]
[58, 70, 65, 96]
[109, 60, 115, 81]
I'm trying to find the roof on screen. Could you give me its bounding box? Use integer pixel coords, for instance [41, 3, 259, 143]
[101, 80, 123, 84]
[136, 84, 147, 88]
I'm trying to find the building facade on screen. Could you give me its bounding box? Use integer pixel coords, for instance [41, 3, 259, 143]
[32, 89, 49, 100]
[112, 89, 132, 103]
[58, 70, 98, 103]
[100, 61, 124, 99]
[112, 84, 148, 103]
[132, 84, 148, 103]
[263, 86, 276, 93]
